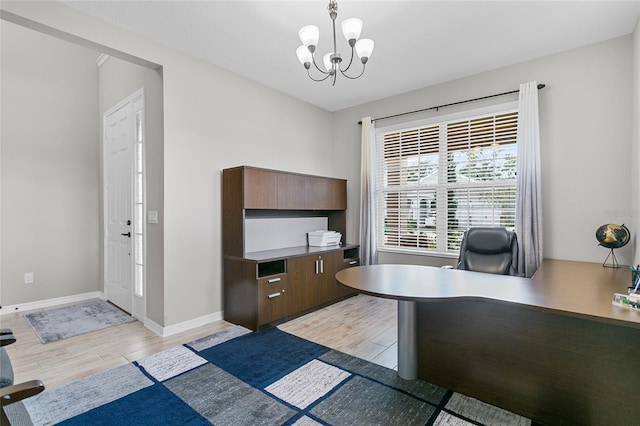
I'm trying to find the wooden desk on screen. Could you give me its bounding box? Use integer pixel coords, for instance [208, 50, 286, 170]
[335, 260, 640, 425]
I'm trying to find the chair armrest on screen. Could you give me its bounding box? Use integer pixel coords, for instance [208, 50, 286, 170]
[0, 380, 45, 407]
[0, 335, 16, 347]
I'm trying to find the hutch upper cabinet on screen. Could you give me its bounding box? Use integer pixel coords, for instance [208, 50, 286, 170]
[239, 166, 347, 211]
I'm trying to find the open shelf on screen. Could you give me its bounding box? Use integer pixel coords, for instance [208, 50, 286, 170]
[257, 259, 286, 278]
[343, 247, 359, 261]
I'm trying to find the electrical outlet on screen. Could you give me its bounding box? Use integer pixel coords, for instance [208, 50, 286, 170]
[24, 272, 34, 284]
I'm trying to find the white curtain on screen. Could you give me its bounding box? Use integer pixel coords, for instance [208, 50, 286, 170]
[359, 117, 378, 265]
[516, 81, 543, 277]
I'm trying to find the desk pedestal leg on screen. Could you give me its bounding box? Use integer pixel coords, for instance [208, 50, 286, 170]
[397, 300, 417, 380]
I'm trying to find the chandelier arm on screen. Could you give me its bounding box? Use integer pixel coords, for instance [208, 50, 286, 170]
[340, 45, 355, 73]
[307, 68, 332, 82]
[339, 63, 366, 80]
[311, 55, 330, 75]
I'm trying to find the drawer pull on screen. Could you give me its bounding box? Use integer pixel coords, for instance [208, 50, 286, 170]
[267, 292, 281, 299]
[267, 278, 281, 284]
[349, 260, 358, 265]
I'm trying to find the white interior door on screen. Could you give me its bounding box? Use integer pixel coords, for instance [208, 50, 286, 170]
[104, 101, 134, 313]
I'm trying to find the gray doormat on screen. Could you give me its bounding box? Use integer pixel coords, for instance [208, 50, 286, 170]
[24, 300, 136, 344]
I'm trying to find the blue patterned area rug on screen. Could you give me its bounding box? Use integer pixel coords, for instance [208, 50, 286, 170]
[24, 300, 136, 344]
[8, 326, 542, 425]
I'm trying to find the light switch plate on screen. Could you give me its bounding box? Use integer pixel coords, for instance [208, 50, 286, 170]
[147, 210, 159, 224]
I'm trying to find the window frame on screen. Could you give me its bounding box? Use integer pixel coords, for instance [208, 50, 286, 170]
[375, 101, 518, 257]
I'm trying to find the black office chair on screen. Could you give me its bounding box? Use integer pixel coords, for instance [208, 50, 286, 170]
[456, 227, 521, 276]
[1, 329, 45, 425]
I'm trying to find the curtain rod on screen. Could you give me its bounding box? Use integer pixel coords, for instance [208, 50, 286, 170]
[357, 83, 545, 125]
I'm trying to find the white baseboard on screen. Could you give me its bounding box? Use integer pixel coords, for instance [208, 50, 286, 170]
[144, 311, 224, 337]
[0, 292, 224, 339]
[143, 317, 165, 336]
[0, 291, 105, 316]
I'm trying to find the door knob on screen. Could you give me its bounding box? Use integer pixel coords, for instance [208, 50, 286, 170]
[121, 232, 131, 238]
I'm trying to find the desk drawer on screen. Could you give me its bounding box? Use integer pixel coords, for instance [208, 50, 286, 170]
[257, 274, 288, 325]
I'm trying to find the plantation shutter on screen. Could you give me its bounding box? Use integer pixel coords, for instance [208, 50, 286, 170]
[446, 111, 518, 249]
[376, 106, 518, 254]
[377, 125, 439, 250]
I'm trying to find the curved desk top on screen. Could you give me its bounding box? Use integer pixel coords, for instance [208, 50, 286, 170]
[335, 259, 640, 329]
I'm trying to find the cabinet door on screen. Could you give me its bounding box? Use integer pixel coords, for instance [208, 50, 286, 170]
[243, 168, 277, 209]
[287, 255, 320, 315]
[288, 252, 346, 315]
[257, 274, 288, 325]
[277, 173, 306, 209]
[305, 177, 347, 210]
[320, 250, 363, 302]
[314, 253, 336, 305]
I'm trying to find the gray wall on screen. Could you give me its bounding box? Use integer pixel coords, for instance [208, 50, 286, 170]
[1, 21, 100, 305]
[97, 56, 164, 324]
[333, 35, 635, 266]
[160, 46, 334, 326]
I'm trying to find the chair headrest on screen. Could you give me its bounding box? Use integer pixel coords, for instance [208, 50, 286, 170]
[464, 227, 513, 254]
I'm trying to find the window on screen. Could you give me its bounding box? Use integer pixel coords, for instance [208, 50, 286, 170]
[133, 107, 145, 298]
[376, 104, 518, 255]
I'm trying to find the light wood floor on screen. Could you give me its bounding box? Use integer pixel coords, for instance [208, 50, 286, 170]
[1, 294, 397, 390]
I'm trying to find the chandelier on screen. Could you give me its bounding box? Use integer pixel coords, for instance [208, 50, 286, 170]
[295, 0, 374, 86]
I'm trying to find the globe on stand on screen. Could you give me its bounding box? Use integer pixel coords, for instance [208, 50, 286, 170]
[595, 223, 630, 268]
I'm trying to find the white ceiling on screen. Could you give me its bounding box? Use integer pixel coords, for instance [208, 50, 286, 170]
[64, 1, 640, 112]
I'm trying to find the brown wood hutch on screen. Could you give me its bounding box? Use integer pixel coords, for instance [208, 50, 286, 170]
[222, 166, 360, 330]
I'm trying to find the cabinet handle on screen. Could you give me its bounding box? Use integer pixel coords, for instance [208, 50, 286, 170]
[315, 260, 319, 274]
[267, 278, 281, 284]
[320, 259, 324, 274]
[349, 261, 358, 265]
[267, 292, 281, 299]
